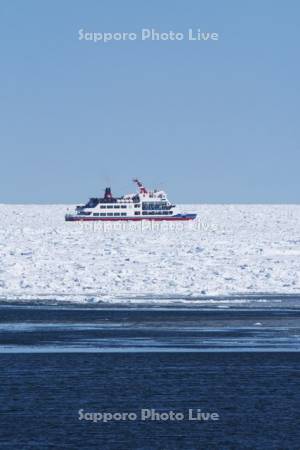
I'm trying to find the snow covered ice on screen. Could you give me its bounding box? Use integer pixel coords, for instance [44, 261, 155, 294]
[0, 204, 299, 304]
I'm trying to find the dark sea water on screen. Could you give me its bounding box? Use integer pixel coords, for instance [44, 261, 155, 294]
[0, 302, 300, 449]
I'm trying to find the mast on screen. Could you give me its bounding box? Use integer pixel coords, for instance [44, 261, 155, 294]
[133, 178, 148, 194]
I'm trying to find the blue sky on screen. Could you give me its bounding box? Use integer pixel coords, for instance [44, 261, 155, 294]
[1, 1, 299, 203]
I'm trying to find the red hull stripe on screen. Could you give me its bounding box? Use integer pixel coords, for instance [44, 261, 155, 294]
[66, 216, 196, 222]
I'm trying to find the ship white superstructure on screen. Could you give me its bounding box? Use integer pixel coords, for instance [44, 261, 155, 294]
[65, 179, 197, 222]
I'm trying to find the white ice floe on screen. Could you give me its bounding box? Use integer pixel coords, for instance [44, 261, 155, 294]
[0, 204, 299, 303]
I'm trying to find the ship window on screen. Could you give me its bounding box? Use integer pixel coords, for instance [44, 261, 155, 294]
[100, 213, 106, 216]
[142, 202, 167, 211]
[107, 213, 113, 216]
[134, 204, 140, 208]
[114, 205, 120, 208]
[134, 211, 140, 215]
[107, 205, 113, 209]
[93, 213, 99, 216]
[142, 212, 148, 215]
[121, 205, 127, 208]
[114, 213, 120, 216]
[121, 213, 127, 216]
[100, 205, 106, 209]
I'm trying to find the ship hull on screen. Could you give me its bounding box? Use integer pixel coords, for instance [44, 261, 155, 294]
[65, 214, 197, 222]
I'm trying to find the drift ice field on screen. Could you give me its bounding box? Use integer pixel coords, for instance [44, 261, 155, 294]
[0, 204, 299, 304]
